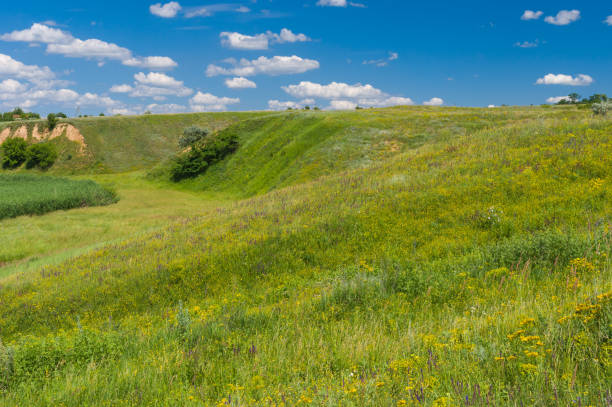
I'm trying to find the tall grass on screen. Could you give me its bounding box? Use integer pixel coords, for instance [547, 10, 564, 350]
[0, 107, 610, 406]
[0, 174, 117, 220]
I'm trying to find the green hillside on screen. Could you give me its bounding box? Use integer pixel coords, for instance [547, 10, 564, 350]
[0, 106, 610, 406]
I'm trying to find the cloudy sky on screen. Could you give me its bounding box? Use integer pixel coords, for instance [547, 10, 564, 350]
[0, 1, 610, 115]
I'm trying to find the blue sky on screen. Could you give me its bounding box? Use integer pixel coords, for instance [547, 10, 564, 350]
[0, 0, 610, 115]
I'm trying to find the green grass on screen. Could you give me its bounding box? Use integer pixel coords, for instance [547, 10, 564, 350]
[0, 173, 117, 221]
[0, 106, 610, 406]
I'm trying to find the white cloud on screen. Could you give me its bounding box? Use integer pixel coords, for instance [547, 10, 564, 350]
[487, 105, 497, 108]
[268, 99, 315, 110]
[544, 10, 580, 26]
[268, 29, 311, 44]
[220, 32, 269, 50]
[328, 100, 357, 110]
[521, 10, 543, 20]
[78, 93, 121, 107]
[150, 2, 182, 18]
[189, 92, 240, 111]
[546, 96, 571, 104]
[282, 81, 413, 110]
[283, 81, 384, 99]
[225, 77, 257, 89]
[605, 15, 612, 25]
[122, 56, 178, 69]
[0, 53, 55, 82]
[236, 6, 251, 13]
[0, 23, 72, 44]
[110, 84, 133, 93]
[363, 51, 399, 67]
[514, 40, 540, 48]
[357, 96, 413, 108]
[1, 24, 177, 69]
[220, 29, 311, 50]
[536, 73, 593, 86]
[317, 0, 347, 6]
[0, 79, 26, 93]
[145, 103, 186, 113]
[47, 38, 132, 60]
[423, 97, 444, 106]
[206, 55, 319, 77]
[134, 72, 184, 88]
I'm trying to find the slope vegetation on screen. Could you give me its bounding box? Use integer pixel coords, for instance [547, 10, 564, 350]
[0, 106, 610, 406]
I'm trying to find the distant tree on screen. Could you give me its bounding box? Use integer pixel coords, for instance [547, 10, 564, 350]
[12, 107, 24, 116]
[179, 126, 209, 149]
[304, 106, 310, 110]
[99, 113, 105, 116]
[47, 113, 58, 130]
[1, 138, 28, 169]
[55, 112, 67, 118]
[568, 93, 581, 104]
[313, 106, 320, 111]
[144, 110, 152, 115]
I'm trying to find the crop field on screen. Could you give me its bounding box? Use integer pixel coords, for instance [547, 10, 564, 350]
[0, 174, 117, 221]
[0, 107, 610, 406]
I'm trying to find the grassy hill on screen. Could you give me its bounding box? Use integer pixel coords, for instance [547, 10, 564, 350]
[0, 106, 610, 406]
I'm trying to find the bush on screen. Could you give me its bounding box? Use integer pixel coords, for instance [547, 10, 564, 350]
[592, 102, 610, 116]
[170, 131, 238, 181]
[179, 126, 209, 149]
[1, 138, 28, 169]
[47, 113, 58, 130]
[25, 143, 58, 170]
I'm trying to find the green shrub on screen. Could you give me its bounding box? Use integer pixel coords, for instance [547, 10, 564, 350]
[179, 126, 209, 149]
[170, 131, 238, 181]
[25, 142, 58, 170]
[1, 137, 28, 169]
[47, 113, 58, 130]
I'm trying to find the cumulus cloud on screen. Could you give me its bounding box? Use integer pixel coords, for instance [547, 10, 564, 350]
[521, 10, 543, 20]
[206, 55, 319, 77]
[544, 10, 580, 26]
[225, 77, 257, 89]
[328, 100, 357, 110]
[150, 2, 182, 18]
[220, 32, 269, 50]
[1, 24, 177, 69]
[0, 23, 72, 44]
[145, 103, 187, 113]
[536, 73, 593, 86]
[605, 16, 612, 25]
[189, 92, 240, 111]
[546, 96, 571, 104]
[48, 38, 132, 60]
[110, 84, 133, 93]
[0, 79, 27, 93]
[122, 56, 178, 69]
[110, 72, 192, 99]
[283, 81, 384, 99]
[268, 99, 315, 110]
[282, 81, 413, 110]
[220, 29, 311, 50]
[0, 53, 55, 82]
[423, 97, 444, 106]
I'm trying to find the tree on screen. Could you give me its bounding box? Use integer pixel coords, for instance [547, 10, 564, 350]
[99, 113, 105, 116]
[179, 126, 209, 149]
[47, 113, 58, 131]
[55, 112, 67, 118]
[568, 93, 581, 104]
[1, 138, 28, 169]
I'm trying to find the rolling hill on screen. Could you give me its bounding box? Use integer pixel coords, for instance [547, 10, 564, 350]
[0, 106, 610, 406]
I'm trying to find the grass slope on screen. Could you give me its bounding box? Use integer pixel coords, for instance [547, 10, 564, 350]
[0, 107, 610, 406]
[0, 174, 116, 221]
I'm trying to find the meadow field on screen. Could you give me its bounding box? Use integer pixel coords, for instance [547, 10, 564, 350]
[0, 106, 610, 406]
[0, 174, 117, 221]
